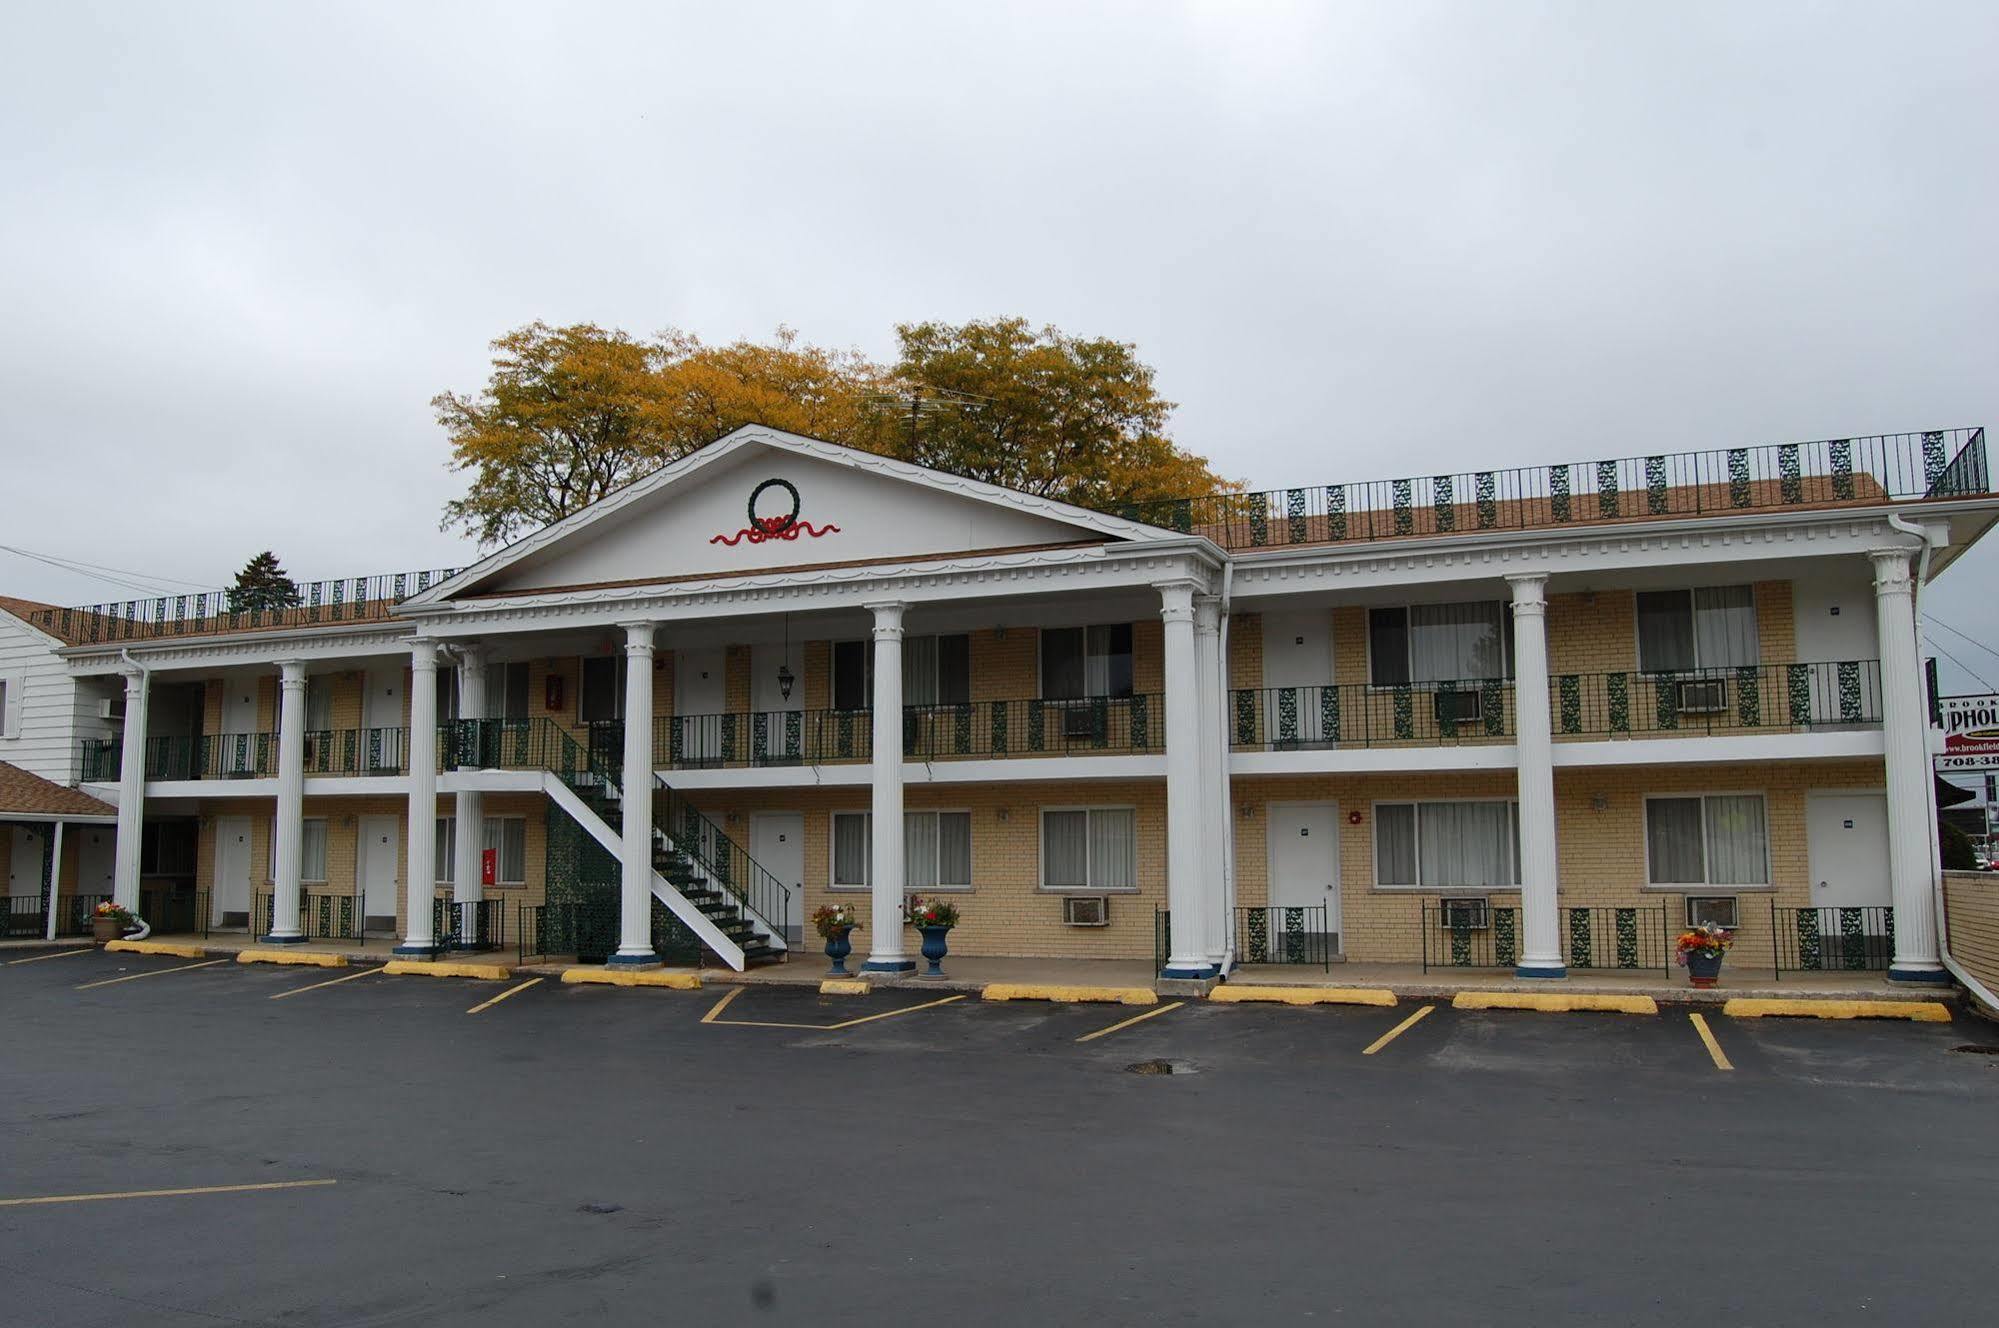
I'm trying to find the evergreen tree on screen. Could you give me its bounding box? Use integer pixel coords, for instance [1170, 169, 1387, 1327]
[227, 550, 302, 613]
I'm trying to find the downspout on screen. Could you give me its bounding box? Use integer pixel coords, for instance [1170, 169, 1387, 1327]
[1888, 514, 1997, 1012]
[1216, 558, 1236, 976]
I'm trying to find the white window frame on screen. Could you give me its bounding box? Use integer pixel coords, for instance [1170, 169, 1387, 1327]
[1036, 624, 1136, 701]
[1641, 792, 1773, 890]
[435, 814, 529, 888]
[827, 810, 974, 891]
[1037, 805, 1141, 894]
[1369, 797, 1521, 890]
[1363, 600, 1515, 690]
[269, 816, 329, 885]
[1634, 585, 1761, 675]
[0, 671, 22, 740]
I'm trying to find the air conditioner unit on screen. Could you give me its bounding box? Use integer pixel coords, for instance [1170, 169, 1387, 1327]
[97, 696, 126, 721]
[1675, 678, 1728, 715]
[1062, 895, 1110, 927]
[1440, 897, 1489, 930]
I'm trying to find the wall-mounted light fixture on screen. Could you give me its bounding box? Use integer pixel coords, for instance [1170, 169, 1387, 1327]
[1590, 794, 1610, 813]
[777, 613, 795, 701]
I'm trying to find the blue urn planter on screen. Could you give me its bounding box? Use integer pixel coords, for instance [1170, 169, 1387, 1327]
[918, 924, 952, 978]
[823, 927, 855, 976]
[1685, 950, 1724, 989]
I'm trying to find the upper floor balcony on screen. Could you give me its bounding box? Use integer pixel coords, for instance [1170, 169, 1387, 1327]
[26, 567, 458, 645]
[1118, 428, 1989, 552]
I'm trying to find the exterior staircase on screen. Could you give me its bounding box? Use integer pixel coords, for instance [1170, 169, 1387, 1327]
[453, 719, 788, 969]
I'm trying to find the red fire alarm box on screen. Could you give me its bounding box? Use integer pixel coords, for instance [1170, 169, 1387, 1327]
[481, 848, 497, 887]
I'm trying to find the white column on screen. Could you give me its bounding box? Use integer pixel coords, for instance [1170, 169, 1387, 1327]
[611, 623, 660, 966]
[1195, 596, 1228, 970]
[43, 820, 64, 941]
[861, 601, 913, 973]
[1871, 548, 1947, 982]
[451, 645, 487, 950]
[1508, 573, 1565, 978]
[396, 640, 440, 956]
[1160, 581, 1213, 978]
[266, 660, 308, 943]
[112, 667, 148, 912]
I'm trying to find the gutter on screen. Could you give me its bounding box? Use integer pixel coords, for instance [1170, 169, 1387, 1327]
[1887, 514, 1999, 1014]
[1217, 558, 1236, 977]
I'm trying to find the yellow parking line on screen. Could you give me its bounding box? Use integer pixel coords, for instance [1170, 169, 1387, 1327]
[1362, 1004, 1436, 1055]
[1076, 1001, 1185, 1043]
[75, 959, 228, 990]
[6, 948, 94, 965]
[1689, 1012, 1733, 1071]
[827, 994, 966, 1028]
[699, 986, 746, 1023]
[269, 966, 386, 1000]
[0, 1179, 336, 1208]
[467, 977, 543, 1014]
[700, 986, 966, 1031]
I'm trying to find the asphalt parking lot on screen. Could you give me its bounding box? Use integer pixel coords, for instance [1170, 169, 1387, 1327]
[3, 946, 1996, 1326]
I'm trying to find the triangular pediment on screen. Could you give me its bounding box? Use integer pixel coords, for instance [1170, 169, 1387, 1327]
[418, 426, 1179, 601]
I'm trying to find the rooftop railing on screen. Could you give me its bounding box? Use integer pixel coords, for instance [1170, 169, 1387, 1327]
[30, 567, 459, 644]
[1119, 428, 1989, 551]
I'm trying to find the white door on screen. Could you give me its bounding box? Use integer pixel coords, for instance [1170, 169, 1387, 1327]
[358, 815, 400, 927]
[77, 828, 115, 896]
[220, 678, 260, 774]
[1261, 611, 1334, 745]
[1266, 802, 1340, 955]
[212, 816, 252, 923]
[9, 827, 46, 900]
[1807, 794, 1892, 908]
[674, 648, 728, 764]
[750, 812, 805, 945]
[1792, 580, 1883, 724]
[750, 644, 804, 763]
[363, 670, 405, 772]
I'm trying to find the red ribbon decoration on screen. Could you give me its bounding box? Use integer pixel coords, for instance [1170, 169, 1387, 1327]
[709, 518, 842, 547]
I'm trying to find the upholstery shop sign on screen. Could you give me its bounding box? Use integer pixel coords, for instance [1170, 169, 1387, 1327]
[1937, 695, 1999, 771]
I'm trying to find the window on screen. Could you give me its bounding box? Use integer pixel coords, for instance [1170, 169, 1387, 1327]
[1369, 602, 1514, 686]
[1645, 795, 1768, 887]
[304, 677, 334, 732]
[830, 811, 972, 888]
[1687, 896, 1740, 929]
[485, 662, 531, 720]
[1636, 587, 1759, 673]
[1375, 801, 1520, 887]
[579, 656, 625, 723]
[0, 673, 19, 739]
[435, 815, 528, 887]
[1041, 808, 1137, 891]
[830, 636, 970, 710]
[435, 668, 458, 722]
[140, 820, 197, 876]
[1041, 625, 1134, 700]
[268, 818, 329, 883]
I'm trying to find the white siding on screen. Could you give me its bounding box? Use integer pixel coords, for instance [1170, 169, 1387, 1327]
[0, 611, 86, 783]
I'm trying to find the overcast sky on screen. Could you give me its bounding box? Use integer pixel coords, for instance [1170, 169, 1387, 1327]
[2, 1, 1996, 690]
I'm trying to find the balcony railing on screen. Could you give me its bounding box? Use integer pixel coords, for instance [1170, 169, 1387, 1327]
[1118, 428, 1988, 551]
[1554, 661, 1881, 736]
[87, 726, 419, 781]
[1231, 681, 1514, 750]
[29, 566, 459, 644]
[80, 739, 120, 782]
[655, 696, 1163, 768]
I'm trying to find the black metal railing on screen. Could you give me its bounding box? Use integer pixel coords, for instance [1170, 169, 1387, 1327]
[1555, 661, 1882, 736]
[654, 783, 792, 942]
[303, 727, 412, 775]
[1421, 904, 1523, 970]
[2, 896, 47, 939]
[1421, 903, 1668, 971]
[449, 718, 600, 784]
[141, 888, 211, 937]
[658, 696, 1163, 768]
[1117, 428, 1988, 550]
[252, 890, 362, 941]
[1770, 902, 1894, 976]
[80, 740, 120, 781]
[432, 898, 507, 952]
[27, 566, 459, 643]
[518, 894, 703, 966]
[1233, 681, 1513, 749]
[1565, 905, 1671, 971]
[1231, 905, 1335, 970]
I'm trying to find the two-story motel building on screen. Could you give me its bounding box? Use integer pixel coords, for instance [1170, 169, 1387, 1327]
[2, 424, 1992, 985]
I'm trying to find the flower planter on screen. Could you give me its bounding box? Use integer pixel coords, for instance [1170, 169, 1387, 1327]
[918, 924, 951, 978]
[824, 926, 855, 976]
[91, 915, 122, 942]
[1685, 950, 1724, 989]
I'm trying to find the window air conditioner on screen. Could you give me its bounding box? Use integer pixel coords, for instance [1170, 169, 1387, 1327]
[1062, 895, 1110, 927]
[1674, 678, 1728, 715]
[98, 696, 127, 721]
[1440, 897, 1489, 930]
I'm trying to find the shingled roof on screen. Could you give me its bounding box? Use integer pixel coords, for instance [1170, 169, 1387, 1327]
[0, 762, 116, 819]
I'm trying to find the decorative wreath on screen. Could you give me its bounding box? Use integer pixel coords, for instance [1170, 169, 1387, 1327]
[748, 477, 802, 534]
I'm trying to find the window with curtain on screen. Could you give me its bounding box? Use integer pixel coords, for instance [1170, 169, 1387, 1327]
[1636, 587, 1759, 673]
[1040, 625, 1135, 699]
[303, 677, 333, 731]
[484, 662, 531, 720]
[1374, 801, 1519, 887]
[434, 815, 529, 886]
[435, 816, 454, 884]
[830, 811, 971, 888]
[1645, 795, 1768, 886]
[1369, 602, 1513, 685]
[272, 818, 329, 883]
[831, 636, 970, 709]
[1041, 808, 1137, 890]
[579, 656, 626, 722]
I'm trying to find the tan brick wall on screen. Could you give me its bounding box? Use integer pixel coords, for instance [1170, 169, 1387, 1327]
[1943, 871, 1999, 1007]
[1548, 590, 1636, 675]
[1227, 612, 1264, 690]
[1232, 757, 1887, 964]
